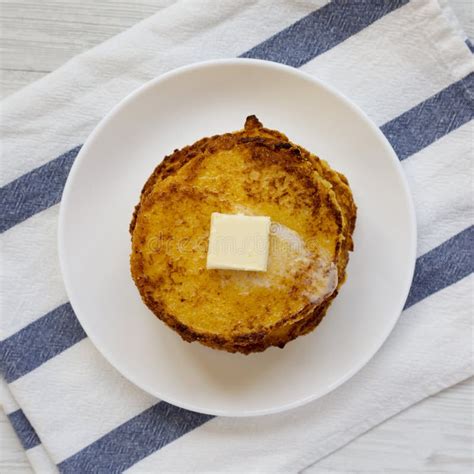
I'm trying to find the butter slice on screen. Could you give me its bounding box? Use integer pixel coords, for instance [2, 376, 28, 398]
[207, 213, 271, 271]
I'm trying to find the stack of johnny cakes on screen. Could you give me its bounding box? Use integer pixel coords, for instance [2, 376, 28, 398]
[130, 116, 356, 354]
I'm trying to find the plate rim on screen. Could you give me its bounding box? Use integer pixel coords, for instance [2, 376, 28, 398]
[58, 58, 417, 417]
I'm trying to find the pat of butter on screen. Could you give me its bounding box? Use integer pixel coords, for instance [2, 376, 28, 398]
[207, 213, 271, 272]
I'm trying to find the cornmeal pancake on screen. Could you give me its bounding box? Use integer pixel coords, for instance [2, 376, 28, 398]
[130, 116, 356, 353]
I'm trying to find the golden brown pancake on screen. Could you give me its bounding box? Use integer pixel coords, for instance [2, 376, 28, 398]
[130, 116, 356, 353]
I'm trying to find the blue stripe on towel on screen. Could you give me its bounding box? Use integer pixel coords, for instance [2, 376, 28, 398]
[58, 402, 213, 473]
[405, 226, 474, 309]
[0, 303, 86, 383]
[240, 0, 408, 66]
[0, 146, 81, 233]
[7, 409, 41, 450]
[381, 73, 474, 160]
[466, 38, 474, 53]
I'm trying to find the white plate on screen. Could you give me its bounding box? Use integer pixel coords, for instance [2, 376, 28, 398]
[59, 59, 416, 417]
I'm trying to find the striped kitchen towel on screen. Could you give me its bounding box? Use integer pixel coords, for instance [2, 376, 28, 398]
[1, 0, 473, 472]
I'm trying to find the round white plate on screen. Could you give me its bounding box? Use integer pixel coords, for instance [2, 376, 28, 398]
[59, 59, 416, 417]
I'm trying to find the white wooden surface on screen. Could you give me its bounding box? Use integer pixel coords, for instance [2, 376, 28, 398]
[1, 1, 473, 472]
